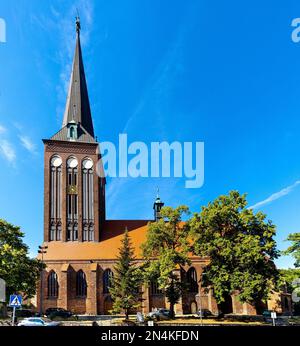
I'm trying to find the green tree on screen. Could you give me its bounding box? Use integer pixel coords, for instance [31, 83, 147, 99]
[283, 233, 300, 268]
[0, 219, 43, 300]
[141, 206, 191, 318]
[279, 268, 300, 292]
[109, 228, 142, 320]
[189, 191, 279, 312]
[279, 268, 300, 315]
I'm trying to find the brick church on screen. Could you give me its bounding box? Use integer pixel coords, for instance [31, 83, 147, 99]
[37, 19, 292, 316]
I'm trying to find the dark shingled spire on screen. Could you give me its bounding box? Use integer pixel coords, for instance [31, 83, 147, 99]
[62, 16, 94, 137]
[51, 17, 96, 143]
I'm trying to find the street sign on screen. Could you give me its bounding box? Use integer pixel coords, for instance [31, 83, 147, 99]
[0, 278, 5, 302]
[271, 311, 277, 319]
[9, 295, 22, 326]
[9, 295, 22, 307]
[271, 311, 277, 326]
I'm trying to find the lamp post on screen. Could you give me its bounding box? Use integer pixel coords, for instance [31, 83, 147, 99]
[198, 272, 206, 326]
[38, 245, 48, 316]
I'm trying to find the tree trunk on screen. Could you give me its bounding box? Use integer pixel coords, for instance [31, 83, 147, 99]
[125, 308, 129, 320]
[169, 302, 175, 319]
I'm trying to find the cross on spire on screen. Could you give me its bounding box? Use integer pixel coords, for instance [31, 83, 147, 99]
[76, 15, 81, 34]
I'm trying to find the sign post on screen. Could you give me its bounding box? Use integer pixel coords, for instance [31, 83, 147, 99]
[9, 295, 22, 326]
[271, 311, 277, 326]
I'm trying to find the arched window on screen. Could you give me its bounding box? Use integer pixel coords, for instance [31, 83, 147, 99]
[76, 270, 87, 297]
[67, 157, 78, 241]
[150, 279, 163, 295]
[70, 127, 75, 139]
[67, 123, 78, 140]
[47, 271, 59, 298]
[187, 267, 198, 293]
[50, 155, 62, 241]
[82, 158, 94, 241]
[103, 269, 113, 294]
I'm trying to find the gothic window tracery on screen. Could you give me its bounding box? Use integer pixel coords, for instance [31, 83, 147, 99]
[103, 269, 113, 294]
[50, 155, 62, 241]
[47, 271, 59, 297]
[186, 267, 198, 293]
[76, 270, 87, 297]
[82, 158, 94, 241]
[67, 157, 78, 241]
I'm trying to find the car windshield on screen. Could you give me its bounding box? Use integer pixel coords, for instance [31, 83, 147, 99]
[28, 318, 44, 323]
[42, 318, 52, 323]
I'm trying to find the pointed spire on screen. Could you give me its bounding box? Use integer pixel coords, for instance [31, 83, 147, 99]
[62, 16, 95, 138]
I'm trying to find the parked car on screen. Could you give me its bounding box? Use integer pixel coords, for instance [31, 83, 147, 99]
[18, 317, 60, 327]
[196, 309, 213, 318]
[45, 308, 73, 319]
[147, 308, 171, 321]
[275, 318, 290, 326]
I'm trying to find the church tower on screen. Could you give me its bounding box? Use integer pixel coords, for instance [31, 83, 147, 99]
[43, 17, 105, 243]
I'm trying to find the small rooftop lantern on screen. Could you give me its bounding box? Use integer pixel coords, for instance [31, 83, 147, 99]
[153, 188, 164, 221]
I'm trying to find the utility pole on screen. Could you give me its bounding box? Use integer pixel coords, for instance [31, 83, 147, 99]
[38, 245, 48, 316]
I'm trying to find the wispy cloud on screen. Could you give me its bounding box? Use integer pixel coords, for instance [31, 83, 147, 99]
[19, 135, 36, 154]
[0, 123, 38, 164]
[0, 124, 6, 134]
[0, 139, 16, 163]
[0, 123, 16, 164]
[249, 180, 300, 210]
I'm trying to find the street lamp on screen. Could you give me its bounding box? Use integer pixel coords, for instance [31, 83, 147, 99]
[38, 245, 48, 316]
[198, 272, 207, 326]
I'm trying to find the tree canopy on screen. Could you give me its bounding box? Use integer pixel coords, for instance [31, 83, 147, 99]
[283, 233, 300, 268]
[189, 191, 279, 309]
[0, 219, 42, 300]
[142, 206, 191, 317]
[279, 268, 300, 293]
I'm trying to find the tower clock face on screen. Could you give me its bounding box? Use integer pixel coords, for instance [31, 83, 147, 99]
[82, 159, 93, 169]
[67, 158, 78, 168]
[68, 185, 77, 194]
[51, 156, 62, 167]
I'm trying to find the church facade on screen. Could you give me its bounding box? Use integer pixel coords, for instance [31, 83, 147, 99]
[37, 20, 291, 316]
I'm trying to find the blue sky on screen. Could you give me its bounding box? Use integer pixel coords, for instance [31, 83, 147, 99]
[0, 0, 300, 268]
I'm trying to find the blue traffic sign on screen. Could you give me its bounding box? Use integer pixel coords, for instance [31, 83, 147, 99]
[9, 295, 22, 307]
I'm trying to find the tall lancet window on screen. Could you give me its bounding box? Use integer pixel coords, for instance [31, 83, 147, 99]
[82, 158, 94, 241]
[50, 155, 62, 241]
[67, 157, 78, 241]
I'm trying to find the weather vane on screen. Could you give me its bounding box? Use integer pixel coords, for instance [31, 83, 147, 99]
[75, 9, 81, 33]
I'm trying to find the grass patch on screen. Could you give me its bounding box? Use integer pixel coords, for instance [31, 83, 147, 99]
[157, 318, 265, 326]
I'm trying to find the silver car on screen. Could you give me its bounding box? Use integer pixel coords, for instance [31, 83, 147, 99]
[148, 308, 171, 321]
[18, 317, 60, 327]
